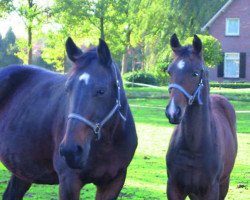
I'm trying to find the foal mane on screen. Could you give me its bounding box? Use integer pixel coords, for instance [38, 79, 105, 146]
[174, 45, 203, 59]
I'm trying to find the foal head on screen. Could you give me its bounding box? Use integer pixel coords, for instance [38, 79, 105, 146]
[59, 37, 122, 169]
[165, 34, 205, 124]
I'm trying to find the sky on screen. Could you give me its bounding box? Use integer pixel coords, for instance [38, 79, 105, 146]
[0, 13, 26, 38]
[0, 0, 53, 38]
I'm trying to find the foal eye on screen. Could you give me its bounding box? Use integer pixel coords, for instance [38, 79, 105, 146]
[192, 72, 199, 77]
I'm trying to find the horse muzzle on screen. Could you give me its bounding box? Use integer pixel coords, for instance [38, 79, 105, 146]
[59, 142, 90, 169]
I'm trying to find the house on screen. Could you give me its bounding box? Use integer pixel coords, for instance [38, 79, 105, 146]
[201, 0, 250, 82]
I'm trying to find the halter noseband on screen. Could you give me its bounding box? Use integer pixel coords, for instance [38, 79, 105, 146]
[68, 63, 126, 140]
[168, 69, 204, 105]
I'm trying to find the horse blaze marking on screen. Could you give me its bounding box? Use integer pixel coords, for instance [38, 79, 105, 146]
[177, 60, 185, 69]
[169, 98, 176, 118]
[79, 73, 90, 85]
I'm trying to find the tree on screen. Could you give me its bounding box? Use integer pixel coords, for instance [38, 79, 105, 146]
[0, 0, 13, 17]
[0, 28, 22, 67]
[41, 30, 68, 73]
[183, 34, 223, 67]
[169, 0, 228, 37]
[14, 0, 51, 64]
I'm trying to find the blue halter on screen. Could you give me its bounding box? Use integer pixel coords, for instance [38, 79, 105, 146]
[168, 70, 204, 105]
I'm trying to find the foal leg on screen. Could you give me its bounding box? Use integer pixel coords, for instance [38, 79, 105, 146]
[95, 170, 127, 200]
[3, 175, 31, 200]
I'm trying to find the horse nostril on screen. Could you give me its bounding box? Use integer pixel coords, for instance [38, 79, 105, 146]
[76, 145, 83, 155]
[59, 143, 82, 157]
[175, 106, 181, 118]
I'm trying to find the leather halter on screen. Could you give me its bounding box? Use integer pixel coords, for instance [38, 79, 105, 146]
[168, 70, 204, 105]
[68, 63, 126, 140]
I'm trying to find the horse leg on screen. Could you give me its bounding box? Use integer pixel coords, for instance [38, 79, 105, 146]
[167, 179, 186, 200]
[219, 177, 230, 200]
[95, 170, 127, 200]
[3, 175, 31, 200]
[200, 182, 219, 200]
[59, 174, 83, 200]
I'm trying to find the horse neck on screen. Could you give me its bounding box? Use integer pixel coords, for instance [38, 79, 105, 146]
[180, 78, 212, 152]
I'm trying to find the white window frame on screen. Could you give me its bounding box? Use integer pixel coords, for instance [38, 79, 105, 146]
[224, 52, 240, 78]
[225, 18, 240, 36]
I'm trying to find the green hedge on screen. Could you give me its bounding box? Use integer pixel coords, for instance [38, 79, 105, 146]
[210, 82, 250, 89]
[123, 71, 158, 86]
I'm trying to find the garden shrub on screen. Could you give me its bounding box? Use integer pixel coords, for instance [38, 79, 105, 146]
[210, 82, 250, 89]
[123, 70, 158, 86]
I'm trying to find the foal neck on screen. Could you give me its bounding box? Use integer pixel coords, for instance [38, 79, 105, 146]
[180, 79, 212, 152]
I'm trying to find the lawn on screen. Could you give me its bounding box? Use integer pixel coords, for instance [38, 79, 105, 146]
[0, 87, 249, 199]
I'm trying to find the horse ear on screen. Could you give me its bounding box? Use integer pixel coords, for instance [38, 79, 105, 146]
[170, 33, 181, 52]
[97, 38, 112, 66]
[193, 34, 202, 54]
[65, 37, 83, 62]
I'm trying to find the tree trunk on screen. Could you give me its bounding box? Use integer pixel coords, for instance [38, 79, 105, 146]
[121, 50, 128, 75]
[140, 42, 145, 70]
[27, 0, 33, 65]
[121, 28, 132, 75]
[28, 26, 32, 64]
[100, 17, 105, 40]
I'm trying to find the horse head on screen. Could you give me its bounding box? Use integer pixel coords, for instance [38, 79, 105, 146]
[59, 37, 123, 169]
[165, 34, 206, 124]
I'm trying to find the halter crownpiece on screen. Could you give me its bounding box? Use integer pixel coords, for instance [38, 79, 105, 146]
[168, 69, 204, 105]
[68, 63, 127, 140]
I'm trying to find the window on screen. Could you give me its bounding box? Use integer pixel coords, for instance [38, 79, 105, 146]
[224, 53, 240, 78]
[226, 18, 240, 36]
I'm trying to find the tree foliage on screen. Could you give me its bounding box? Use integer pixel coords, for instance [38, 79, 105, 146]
[13, 0, 51, 64]
[183, 34, 223, 67]
[0, 28, 22, 67]
[0, 0, 13, 17]
[1, 0, 227, 83]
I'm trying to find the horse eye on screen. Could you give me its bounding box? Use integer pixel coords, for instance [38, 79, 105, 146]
[192, 72, 199, 77]
[96, 89, 105, 95]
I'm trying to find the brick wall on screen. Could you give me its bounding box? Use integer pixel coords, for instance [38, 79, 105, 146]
[207, 0, 250, 82]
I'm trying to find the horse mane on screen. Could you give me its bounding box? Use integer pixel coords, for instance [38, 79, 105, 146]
[69, 47, 98, 75]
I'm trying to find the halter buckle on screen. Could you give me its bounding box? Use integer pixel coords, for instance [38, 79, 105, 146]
[94, 123, 101, 139]
[188, 96, 195, 105]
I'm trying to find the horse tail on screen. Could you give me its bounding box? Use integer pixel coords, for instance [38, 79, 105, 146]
[0, 65, 33, 105]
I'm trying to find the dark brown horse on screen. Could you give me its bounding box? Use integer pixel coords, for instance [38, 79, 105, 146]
[0, 38, 137, 199]
[165, 34, 237, 200]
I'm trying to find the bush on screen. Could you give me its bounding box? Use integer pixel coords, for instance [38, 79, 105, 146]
[123, 70, 158, 86]
[183, 34, 223, 68]
[210, 82, 250, 89]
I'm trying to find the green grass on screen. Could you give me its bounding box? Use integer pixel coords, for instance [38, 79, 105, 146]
[0, 87, 249, 199]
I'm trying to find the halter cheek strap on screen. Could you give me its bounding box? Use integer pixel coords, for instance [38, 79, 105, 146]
[68, 63, 126, 140]
[168, 70, 204, 105]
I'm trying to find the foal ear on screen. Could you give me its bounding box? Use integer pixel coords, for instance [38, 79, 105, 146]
[170, 33, 181, 52]
[66, 37, 83, 62]
[193, 35, 202, 54]
[97, 38, 112, 66]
